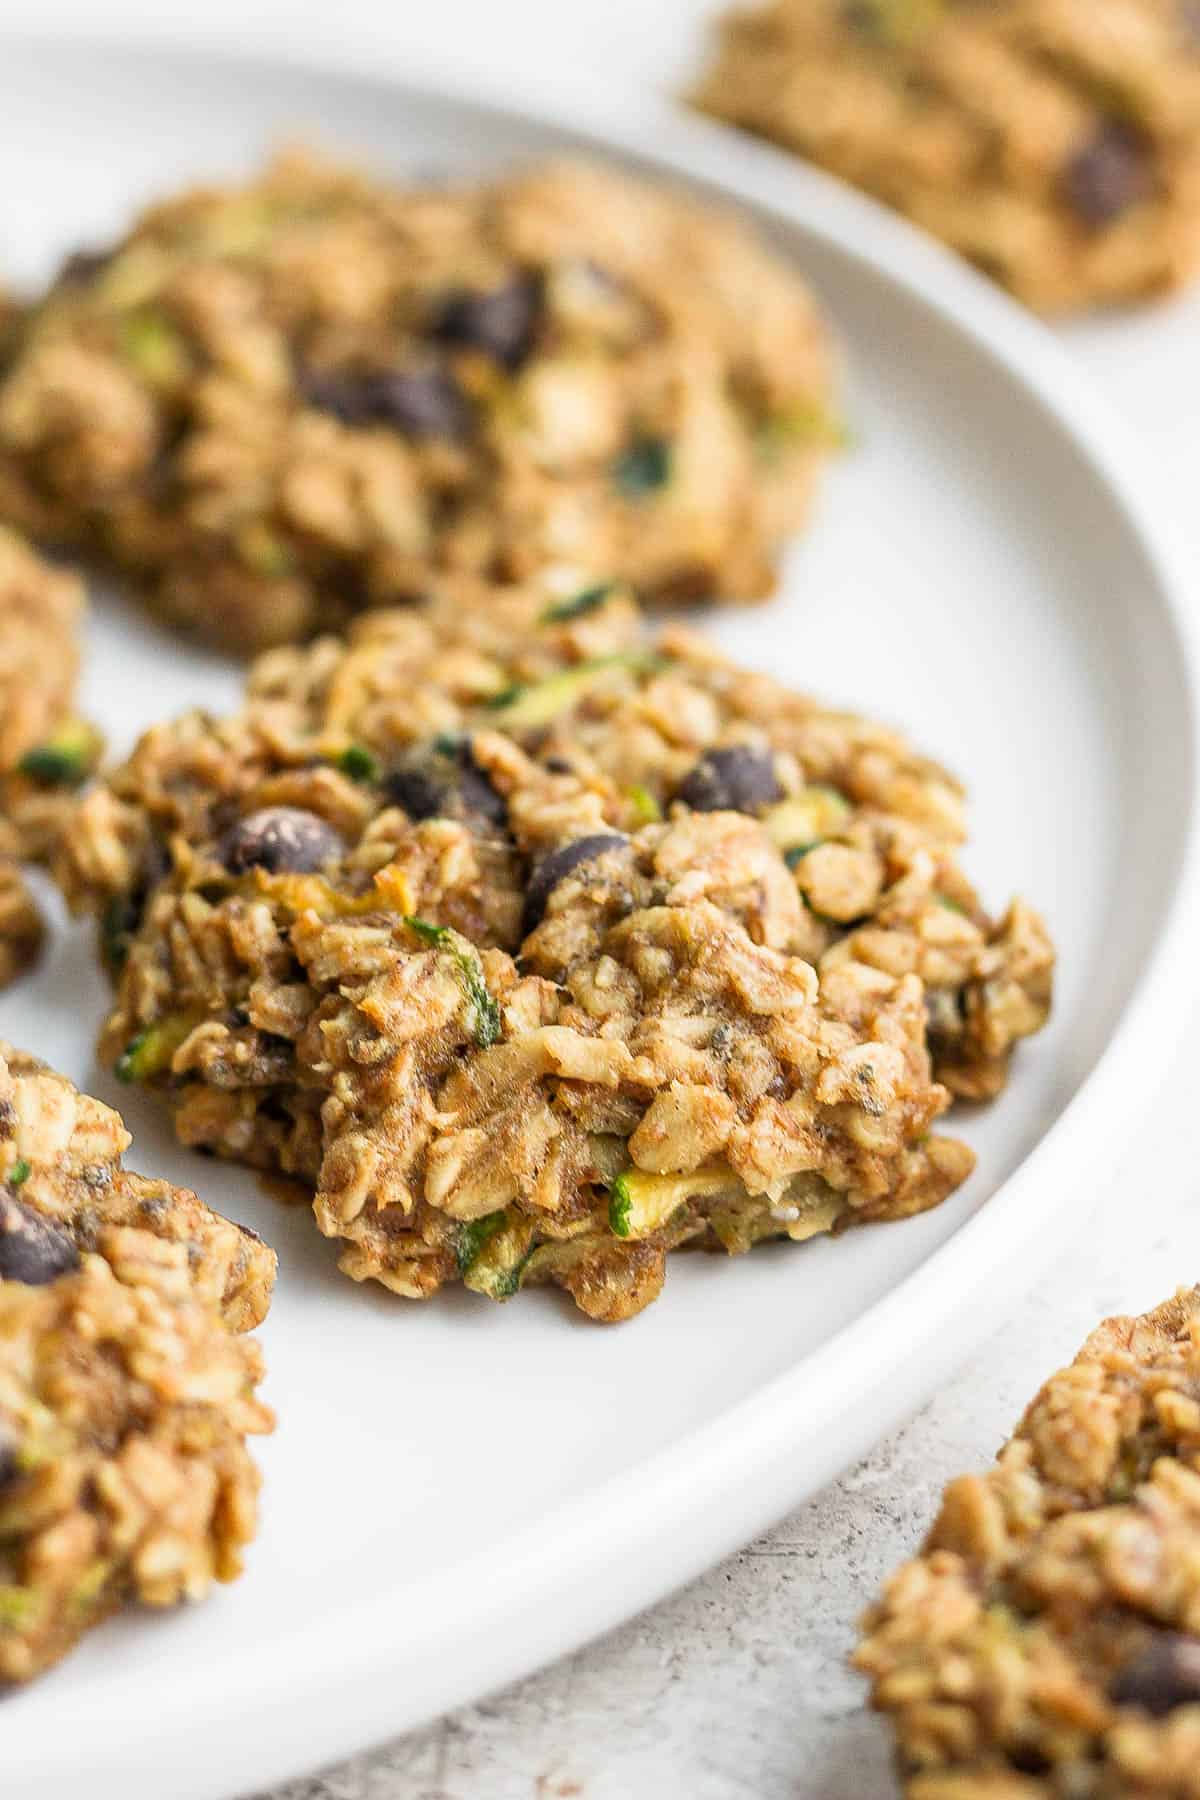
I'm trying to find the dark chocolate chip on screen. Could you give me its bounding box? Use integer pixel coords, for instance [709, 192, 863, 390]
[842, 0, 883, 33]
[431, 275, 542, 369]
[373, 368, 474, 441]
[56, 245, 113, 286]
[523, 834, 629, 934]
[0, 1432, 18, 1490]
[458, 756, 509, 827]
[1008, 1746, 1052, 1777]
[1062, 122, 1154, 229]
[0, 1196, 80, 1287]
[1111, 1635, 1200, 1715]
[301, 366, 473, 441]
[220, 807, 344, 876]
[676, 746, 783, 815]
[383, 761, 445, 822]
[101, 830, 168, 974]
[298, 368, 378, 426]
[385, 741, 507, 828]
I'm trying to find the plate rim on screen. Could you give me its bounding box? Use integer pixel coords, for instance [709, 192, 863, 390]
[3, 32, 1200, 1798]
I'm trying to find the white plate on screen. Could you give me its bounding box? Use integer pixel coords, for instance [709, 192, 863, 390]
[1, 38, 1198, 1800]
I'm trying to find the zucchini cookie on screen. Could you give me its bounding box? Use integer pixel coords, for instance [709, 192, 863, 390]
[0, 149, 836, 654]
[693, 0, 1200, 313]
[0, 526, 99, 986]
[857, 1286, 1200, 1796]
[0, 1043, 275, 1682]
[58, 577, 1052, 1321]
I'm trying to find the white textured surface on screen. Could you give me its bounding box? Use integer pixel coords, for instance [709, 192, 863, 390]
[5, 5, 1200, 1797]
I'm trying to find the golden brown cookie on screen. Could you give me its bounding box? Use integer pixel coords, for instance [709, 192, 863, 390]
[694, 0, 1200, 312]
[57, 576, 1052, 1320]
[0, 149, 837, 651]
[857, 1286, 1200, 1795]
[0, 1044, 275, 1684]
[0, 526, 99, 987]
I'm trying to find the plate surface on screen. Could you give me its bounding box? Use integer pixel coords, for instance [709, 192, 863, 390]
[1, 40, 1198, 1800]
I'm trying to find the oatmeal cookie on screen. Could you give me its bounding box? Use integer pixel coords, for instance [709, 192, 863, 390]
[0, 1043, 275, 1331]
[857, 1286, 1200, 1796]
[0, 1046, 274, 1683]
[694, 0, 1200, 313]
[58, 578, 1051, 1320]
[0, 148, 836, 653]
[0, 525, 99, 986]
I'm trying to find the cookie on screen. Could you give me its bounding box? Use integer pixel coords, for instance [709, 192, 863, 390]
[0, 1044, 275, 1683]
[0, 149, 837, 653]
[0, 866, 42, 991]
[58, 576, 1051, 1321]
[857, 1286, 1200, 1796]
[0, 526, 99, 987]
[694, 0, 1200, 313]
[0, 1044, 276, 1330]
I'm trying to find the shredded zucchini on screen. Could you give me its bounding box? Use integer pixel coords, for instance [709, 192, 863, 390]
[609, 1165, 735, 1239]
[486, 652, 663, 731]
[404, 917, 501, 1048]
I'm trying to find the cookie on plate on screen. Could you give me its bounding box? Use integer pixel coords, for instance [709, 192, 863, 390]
[693, 0, 1200, 313]
[857, 1285, 1200, 1795]
[0, 148, 837, 653]
[0, 526, 99, 986]
[0, 1043, 275, 1682]
[58, 576, 1052, 1320]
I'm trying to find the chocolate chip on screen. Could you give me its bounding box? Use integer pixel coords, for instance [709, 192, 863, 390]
[56, 245, 113, 286]
[842, 0, 883, 33]
[1062, 123, 1154, 228]
[301, 366, 473, 441]
[385, 741, 507, 828]
[0, 1432, 18, 1490]
[0, 1196, 80, 1286]
[383, 760, 443, 822]
[376, 368, 474, 440]
[102, 836, 169, 975]
[523, 834, 630, 934]
[431, 275, 541, 369]
[676, 746, 782, 815]
[1111, 1635, 1200, 1714]
[459, 759, 508, 826]
[298, 369, 377, 426]
[221, 807, 343, 875]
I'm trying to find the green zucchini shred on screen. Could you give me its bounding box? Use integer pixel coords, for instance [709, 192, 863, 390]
[0, 1586, 42, 1631]
[612, 436, 672, 498]
[455, 1210, 508, 1276]
[404, 916, 501, 1049]
[18, 721, 99, 787]
[539, 582, 616, 624]
[335, 744, 380, 783]
[485, 653, 665, 730]
[608, 1177, 633, 1238]
[460, 1212, 536, 1300]
[626, 784, 662, 825]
